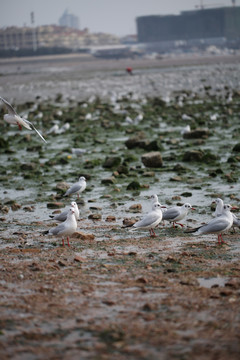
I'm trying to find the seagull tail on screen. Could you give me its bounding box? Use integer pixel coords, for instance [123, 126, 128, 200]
[184, 226, 201, 234]
[42, 230, 49, 235]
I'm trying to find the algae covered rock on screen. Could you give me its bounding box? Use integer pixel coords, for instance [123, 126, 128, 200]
[183, 128, 210, 139]
[183, 150, 203, 162]
[232, 143, 240, 152]
[141, 151, 163, 168]
[127, 181, 141, 190]
[103, 156, 121, 169]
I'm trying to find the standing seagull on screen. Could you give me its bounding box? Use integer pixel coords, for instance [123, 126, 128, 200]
[64, 176, 86, 198]
[0, 96, 46, 143]
[162, 203, 195, 228]
[123, 202, 165, 237]
[212, 198, 224, 217]
[43, 208, 77, 247]
[185, 204, 236, 244]
[213, 197, 240, 231]
[49, 201, 79, 222]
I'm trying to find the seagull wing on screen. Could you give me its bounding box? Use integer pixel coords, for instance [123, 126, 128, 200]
[0, 96, 18, 115]
[24, 119, 47, 143]
[64, 183, 81, 196]
[134, 211, 160, 228]
[199, 217, 231, 234]
[162, 207, 180, 221]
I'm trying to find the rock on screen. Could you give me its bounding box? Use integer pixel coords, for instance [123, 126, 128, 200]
[170, 176, 182, 182]
[143, 171, 155, 177]
[11, 203, 21, 211]
[183, 150, 203, 162]
[73, 231, 95, 240]
[116, 164, 129, 175]
[88, 213, 102, 220]
[145, 140, 164, 151]
[55, 182, 69, 191]
[105, 216, 116, 222]
[181, 192, 192, 197]
[127, 181, 141, 190]
[141, 152, 163, 168]
[129, 203, 142, 212]
[20, 163, 37, 171]
[74, 255, 87, 262]
[122, 218, 137, 227]
[232, 143, 240, 152]
[125, 136, 148, 149]
[101, 176, 116, 185]
[103, 156, 121, 169]
[47, 202, 64, 209]
[183, 128, 210, 139]
[0, 205, 9, 214]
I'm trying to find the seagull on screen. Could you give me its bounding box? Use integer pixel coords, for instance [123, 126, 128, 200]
[0, 96, 46, 143]
[162, 203, 195, 228]
[43, 208, 77, 247]
[212, 198, 224, 217]
[213, 197, 240, 231]
[47, 124, 60, 135]
[150, 194, 159, 204]
[64, 176, 86, 198]
[181, 124, 191, 135]
[185, 204, 236, 245]
[49, 202, 79, 222]
[123, 202, 166, 237]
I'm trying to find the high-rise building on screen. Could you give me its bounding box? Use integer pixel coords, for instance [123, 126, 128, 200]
[59, 9, 79, 30]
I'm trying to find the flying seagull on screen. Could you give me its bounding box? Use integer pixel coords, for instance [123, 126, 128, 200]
[0, 96, 46, 143]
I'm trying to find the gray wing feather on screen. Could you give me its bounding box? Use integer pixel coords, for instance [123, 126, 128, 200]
[65, 183, 81, 196]
[134, 211, 160, 228]
[162, 208, 180, 221]
[49, 223, 66, 235]
[0, 96, 17, 115]
[52, 209, 68, 221]
[24, 119, 47, 143]
[200, 217, 230, 234]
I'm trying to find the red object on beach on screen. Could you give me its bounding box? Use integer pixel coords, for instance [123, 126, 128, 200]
[126, 67, 133, 75]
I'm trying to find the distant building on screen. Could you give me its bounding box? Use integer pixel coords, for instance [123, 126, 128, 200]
[136, 6, 240, 47]
[59, 9, 79, 30]
[0, 25, 120, 54]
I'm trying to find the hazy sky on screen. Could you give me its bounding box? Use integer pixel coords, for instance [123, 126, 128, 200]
[0, 0, 238, 36]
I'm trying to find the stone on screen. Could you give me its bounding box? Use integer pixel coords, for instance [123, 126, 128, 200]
[47, 202, 64, 209]
[141, 151, 163, 168]
[183, 128, 210, 139]
[232, 143, 240, 152]
[183, 150, 203, 162]
[103, 156, 121, 168]
[73, 232, 95, 240]
[88, 213, 102, 220]
[101, 176, 116, 185]
[127, 181, 141, 190]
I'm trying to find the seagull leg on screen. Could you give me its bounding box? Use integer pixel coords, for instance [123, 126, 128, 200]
[220, 234, 226, 244]
[217, 234, 221, 245]
[17, 122, 22, 131]
[62, 238, 65, 247]
[175, 222, 184, 228]
[172, 222, 175, 228]
[67, 236, 70, 247]
[151, 228, 156, 237]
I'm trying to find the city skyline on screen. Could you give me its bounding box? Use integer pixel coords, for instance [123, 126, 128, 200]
[1, 0, 238, 37]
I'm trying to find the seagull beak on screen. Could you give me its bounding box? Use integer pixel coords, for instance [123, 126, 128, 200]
[231, 206, 238, 211]
[191, 207, 196, 210]
[161, 206, 167, 208]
